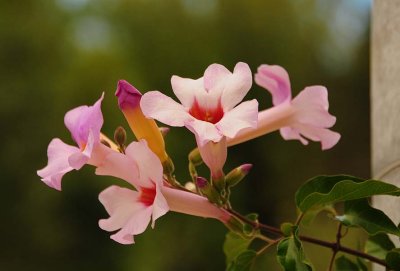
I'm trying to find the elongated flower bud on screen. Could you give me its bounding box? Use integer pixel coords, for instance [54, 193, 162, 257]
[116, 80, 169, 163]
[225, 164, 252, 187]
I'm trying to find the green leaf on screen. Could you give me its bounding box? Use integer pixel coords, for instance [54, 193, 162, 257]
[224, 232, 254, 265]
[295, 175, 400, 212]
[300, 204, 336, 226]
[335, 256, 360, 271]
[277, 226, 313, 271]
[386, 249, 400, 271]
[365, 233, 395, 259]
[227, 250, 257, 271]
[356, 258, 368, 271]
[336, 199, 400, 236]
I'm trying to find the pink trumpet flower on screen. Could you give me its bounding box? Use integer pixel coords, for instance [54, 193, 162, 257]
[37, 94, 112, 191]
[96, 140, 231, 244]
[228, 65, 340, 150]
[140, 62, 258, 178]
[140, 62, 258, 147]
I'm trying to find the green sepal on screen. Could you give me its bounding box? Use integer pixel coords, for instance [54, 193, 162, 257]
[280, 222, 294, 237]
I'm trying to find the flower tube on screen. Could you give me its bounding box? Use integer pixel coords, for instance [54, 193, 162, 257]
[228, 64, 340, 150]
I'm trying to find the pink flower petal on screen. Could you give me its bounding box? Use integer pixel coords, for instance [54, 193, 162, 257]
[98, 186, 142, 231]
[281, 125, 341, 150]
[291, 86, 336, 127]
[124, 140, 164, 188]
[255, 64, 292, 105]
[171, 76, 203, 107]
[216, 99, 259, 138]
[185, 119, 223, 146]
[64, 93, 104, 149]
[203, 63, 231, 91]
[141, 91, 192, 126]
[220, 62, 253, 111]
[37, 138, 80, 191]
[197, 137, 227, 179]
[151, 185, 169, 228]
[98, 186, 153, 244]
[95, 150, 140, 188]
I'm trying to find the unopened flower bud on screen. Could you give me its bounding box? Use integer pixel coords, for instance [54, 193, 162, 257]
[196, 177, 221, 205]
[114, 126, 127, 147]
[159, 127, 170, 137]
[184, 182, 196, 192]
[188, 148, 203, 166]
[116, 80, 169, 162]
[225, 164, 253, 187]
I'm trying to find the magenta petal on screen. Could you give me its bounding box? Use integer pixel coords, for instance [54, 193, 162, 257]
[141, 91, 192, 126]
[37, 138, 80, 191]
[115, 80, 142, 110]
[216, 99, 259, 139]
[64, 93, 104, 149]
[255, 64, 292, 105]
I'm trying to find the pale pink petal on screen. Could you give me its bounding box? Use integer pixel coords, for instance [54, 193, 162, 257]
[291, 86, 336, 127]
[99, 186, 142, 231]
[68, 129, 96, 170]
[197, 137, 227, 179]
[124, 141, 163, 188]
[220, 62, 253, 111]
[87, 141, 116, 167]
[255, 64, 292, 105]
[151, 186, 169, 228]
[203, 63, 231, 91]
[64, 93, 104, 148]
[110, 207, 152, 244]
[141, 91, 193, 126]
[161, 186, 231, 223]
[185, 119, 223, 146]
[282, 125, 341, 150]
[37, 138, 80, 191]
[216, 99, 259, 138]
[98, 186, 153, 244]
[171, 76, 203, 107]
[95, 151, 140, 188]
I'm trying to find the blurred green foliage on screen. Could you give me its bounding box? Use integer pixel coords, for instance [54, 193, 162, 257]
[0, 0, 370, 270]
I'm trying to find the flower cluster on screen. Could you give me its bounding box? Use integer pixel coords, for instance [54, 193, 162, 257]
[38, 62, 339, 244]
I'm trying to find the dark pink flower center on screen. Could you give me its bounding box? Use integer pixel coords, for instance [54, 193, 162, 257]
[189, 99, 224, 124]
[139, 186, 156, 206]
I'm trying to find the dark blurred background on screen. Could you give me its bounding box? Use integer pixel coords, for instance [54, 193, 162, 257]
[0, 0, 371, 270]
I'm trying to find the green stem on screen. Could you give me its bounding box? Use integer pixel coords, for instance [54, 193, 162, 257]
[228, 209, 388, 268]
